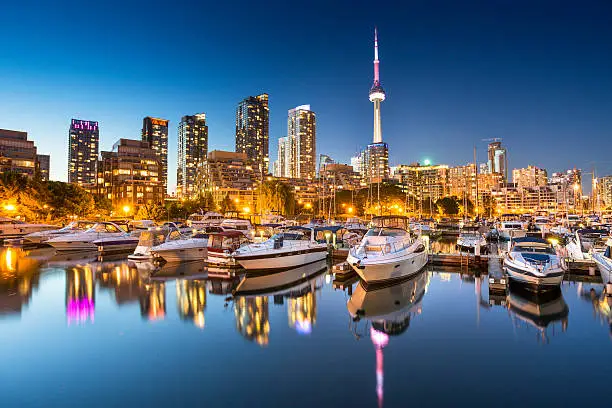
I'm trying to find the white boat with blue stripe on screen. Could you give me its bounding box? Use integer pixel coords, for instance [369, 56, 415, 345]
[503, 237, 564, 291]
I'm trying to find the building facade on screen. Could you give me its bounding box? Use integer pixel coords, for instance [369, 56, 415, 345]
[487, 141, 507, 181]
[598, 175, 612, 209]
[68, 119, 99, 186]
[512, 165, 548, 188]
[235, 94, 269, 176]
[288, 105, 316, 179]
[142, 117, 169, 193]
[392, 163, 449, 207]
[36, 154, 50, 181]
[177, 114, 208, 198]
[203, 150, 258, 213]
[0, 129, 40, 178]
[96, 139, 164, 209]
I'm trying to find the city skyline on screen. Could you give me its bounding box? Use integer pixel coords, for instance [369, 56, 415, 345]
[1, 1, 612, 190]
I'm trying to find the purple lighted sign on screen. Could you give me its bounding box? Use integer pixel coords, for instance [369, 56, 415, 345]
[71, 119, 98, 131]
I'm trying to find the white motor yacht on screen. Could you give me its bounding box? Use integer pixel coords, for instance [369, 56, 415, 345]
[565, 228, 609, 261]
[47, 222, 129, 251]
[591, 238, 612, 285]
[498, 220, 527, 241]
[22, 220, 95, 244]
[150, 231, 208, 263]
[94, 234, 140, 256]
[187, 212, 224, 228]
[347, 216, 428, 285]
[220, 218, 255, 238]
[128, 224, 183, 261]
[456, 225, 488, 253]
[233, 227, 328, 272]
[0, 217, 58, 241]
[206, 231, 250, 268]
[503, 237, 565, 291]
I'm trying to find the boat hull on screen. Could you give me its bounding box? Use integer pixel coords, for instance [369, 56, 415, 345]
[235, 247, 328, 272]
[95, 239, 139, 255]
[348, 251, 428, 285]
[48, 240, 98, 252]
[592, 253, 612, 284]
[152, 246, 207, 263]
[504, 259, 564, 291]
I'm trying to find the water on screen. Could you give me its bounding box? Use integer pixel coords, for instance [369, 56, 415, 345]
[1, 246, 611, 407]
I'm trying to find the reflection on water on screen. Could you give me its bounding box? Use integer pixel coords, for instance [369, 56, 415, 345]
[65, 266, 95, 325]
[347, 272, 429, 408]
[507, 285, 569, 344]
[234, 296, 270, 346]
[4, 243, 612, 407]
[177, 279, 207, 328]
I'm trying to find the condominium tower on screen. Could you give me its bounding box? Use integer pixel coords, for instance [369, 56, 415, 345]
[142, 117, 169, 192]
[68, 119, 99, 186]
[277, 105, 316, 179]
[177, 114, 208, 198]
[235, 94, 269, 175]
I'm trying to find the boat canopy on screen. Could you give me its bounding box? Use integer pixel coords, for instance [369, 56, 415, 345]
[512, 237, 549, 244]
[372, 216, 409, 230]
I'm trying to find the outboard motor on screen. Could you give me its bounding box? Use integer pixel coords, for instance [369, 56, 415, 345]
[273, 235, 284, 249]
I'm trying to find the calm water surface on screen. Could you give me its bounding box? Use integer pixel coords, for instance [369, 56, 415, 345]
[1, 246, 611, 407]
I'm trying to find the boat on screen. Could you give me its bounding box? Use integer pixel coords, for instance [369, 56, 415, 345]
[21, 220, 95, 245]
[150, 231, 208, 263]
[232, 259, 327, 296]
[220, 218, 255, 238]
[498, 220, 527, 241]
[591, 238, 612, 285]
[0, 217, 58, 241]
[232, 227, 328, 272]
[128, 224, 183, 261]
[503, 237, 565, 291]
[347, 216, 428, 285]
[565, 228, 609, 261]
[456, 225, 488, 253]
[187, 212, 224, 228]
[206, 230, 250, 268]
[46, 222, 129, 252]
[94, 234, 140, 256]
[507, 286, 569, 342]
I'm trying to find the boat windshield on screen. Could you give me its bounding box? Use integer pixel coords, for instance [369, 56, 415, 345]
[270, 232, 307, 241]
[513, 244, 555, 255]
[365, 228, 407, 237]
[86, 223, 124, 233]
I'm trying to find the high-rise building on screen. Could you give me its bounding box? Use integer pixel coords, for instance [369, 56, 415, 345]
[598, 175, 612, 209]
[487, 141, 507, 181]
[177, 114, 209, 198]
[364, 28, 390, 183]
[512, 165, 548, 188]
[392, 163, 449, 207]
[142, 117, 169, 193]
[0, 129, 40, 178]
[68, 119, 99, 186]
[36, 154, 50, 181]
[235, 94, 269, 175]
[203, 150, 258, 212]
[96, 139, 164, 209]
[275, 106, 316, 179]
[288, 105, 316, 179]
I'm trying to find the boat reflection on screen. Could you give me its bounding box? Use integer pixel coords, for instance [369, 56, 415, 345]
[65, 266, 95, 325]
[507, 285, 569, 343]
[576, 283, 612, 336]
[140, 281, 166, 321]
[98, 262, 148, 305]
[150, 261, 207, 281]
[176, 279, 206, 328]
[347, 271, 429, 408]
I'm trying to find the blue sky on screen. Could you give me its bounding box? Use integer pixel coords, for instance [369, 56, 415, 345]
[1, 0, 611, 191]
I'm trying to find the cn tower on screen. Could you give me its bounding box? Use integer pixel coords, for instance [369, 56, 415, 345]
[369, 27, 385, 143]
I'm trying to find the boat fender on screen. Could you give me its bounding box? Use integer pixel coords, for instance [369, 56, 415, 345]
[385, 244, 391, 253]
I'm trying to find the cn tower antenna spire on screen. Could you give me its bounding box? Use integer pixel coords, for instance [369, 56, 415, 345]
[374, 26, 380, 84]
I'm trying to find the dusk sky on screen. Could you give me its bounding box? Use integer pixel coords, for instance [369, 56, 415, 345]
[1, 0, 611, 191]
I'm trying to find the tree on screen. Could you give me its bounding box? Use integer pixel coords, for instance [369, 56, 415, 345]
[436, 197, 460, 216]
[94, 195, 113, 216]
[257, 180, 295, 216]
[47, 181, 95, 218]
[220, 194, 235, 214]
[136, 203, 167, 221]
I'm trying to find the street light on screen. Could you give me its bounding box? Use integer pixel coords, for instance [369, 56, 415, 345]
[3, 204, 16, 212]
[123, 205, 131, 216]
